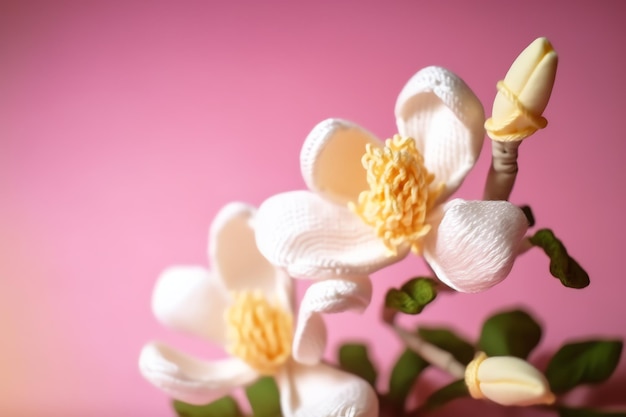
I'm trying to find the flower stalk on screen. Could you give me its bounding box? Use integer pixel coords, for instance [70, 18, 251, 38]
[483, 140, 521, 201]
[393, 324, 466, 379]
[384, 307, 465, 379]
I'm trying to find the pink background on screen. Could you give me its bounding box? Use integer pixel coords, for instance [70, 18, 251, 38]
[1, 1, 625, 416]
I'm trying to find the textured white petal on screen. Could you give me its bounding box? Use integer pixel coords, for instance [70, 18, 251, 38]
[423, 199, 528, 293]
[139, 342, 259, 405]
[255, 191, 409, 279]
[300, 118, 383, 205]
[395, 66, 485, 202]
[277, 361, 378, 417]
[293, 276, 372, 365]
[152, 266, 229, 346]
[209, 202, 291, 307]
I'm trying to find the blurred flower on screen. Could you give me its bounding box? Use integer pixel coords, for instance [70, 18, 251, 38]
[255, 66, 528, 300]
[465, 352, 556, 406]
[139, 203, 377, 417]
[485, 37, 558, 141]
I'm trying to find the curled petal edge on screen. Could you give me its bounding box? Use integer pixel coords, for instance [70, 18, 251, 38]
[292, 276, 372, 365]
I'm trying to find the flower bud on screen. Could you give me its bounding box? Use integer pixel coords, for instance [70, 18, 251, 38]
[465, 352, 556, 407]
[485, 37, 558, 141]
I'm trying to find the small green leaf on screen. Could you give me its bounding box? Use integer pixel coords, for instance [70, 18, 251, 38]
[385, 289, 418, 314]
[558, 406, 626, 417]
[385, 277, 437, 315]
[530, 228, 590, 289]
[418, 327, 476, 365]
[338, 343, 378, 387]
[387, 349, 429, 408]
[421, 379, 469, 412]
[546, 340, 623, 393]
[173, 397, 242, 417]
[479, 309, 542, 359]
[246, 376, 282, 417]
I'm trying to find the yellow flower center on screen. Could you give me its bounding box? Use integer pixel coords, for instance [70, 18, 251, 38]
[225, 290, 293, 375]
[350, 134, 442, 255]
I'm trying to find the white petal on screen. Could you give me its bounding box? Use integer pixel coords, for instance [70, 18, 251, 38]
[293, 311, 327, 367]
[300, 118, 383, 205]
[293, 276, 372, 365]
[209, 202, 291, 307]
[395, 66, 485, 202]
[423, 199, 528, 293]
[277, 361, 378, 417]
[139, 342, 259, 405]
[255, 191, 409, 279]
[152, 266, 229, 346]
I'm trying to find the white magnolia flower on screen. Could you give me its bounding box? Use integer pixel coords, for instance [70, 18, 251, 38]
[255, 66, 529, 326]
[139, 203, 378, 417]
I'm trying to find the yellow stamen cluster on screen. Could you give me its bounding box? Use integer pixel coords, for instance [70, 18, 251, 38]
[225, 290, 293, 375]
[350, 134, 442, 255]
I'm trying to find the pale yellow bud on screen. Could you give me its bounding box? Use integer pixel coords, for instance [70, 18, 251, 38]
[465, 352, 556, 407]
[485, 37, 558, 141]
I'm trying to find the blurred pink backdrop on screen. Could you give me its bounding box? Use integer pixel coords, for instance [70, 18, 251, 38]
[1, 1, 625, 416]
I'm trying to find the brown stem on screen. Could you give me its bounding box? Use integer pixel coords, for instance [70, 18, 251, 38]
[483, 140, 522, 201]
[382, 306, 398, 326]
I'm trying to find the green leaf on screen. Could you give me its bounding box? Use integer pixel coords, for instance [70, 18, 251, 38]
[387, 349, 429, 408]
[246, 376, 282, 417]
[338, 343, 378, 387]
[558, 406, 626, 417]
[530, 228, 590, 289]
[546, 340, 623, 393]
[173, 397, 242, 417]
[421, 379, 469, 412]
[385, 277, 437, 315]
[479, 309, 542, 359]
[418, 327, 476, 365]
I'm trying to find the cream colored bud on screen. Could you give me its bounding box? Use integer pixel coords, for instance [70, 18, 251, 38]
[465, 352, 556, 407]
[485, 37, 558, 141]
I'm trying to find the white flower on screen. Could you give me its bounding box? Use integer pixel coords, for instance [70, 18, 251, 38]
[465, 352, 556, 406]
[139, 203, 378, 417]
[255, 66, 529, 300]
